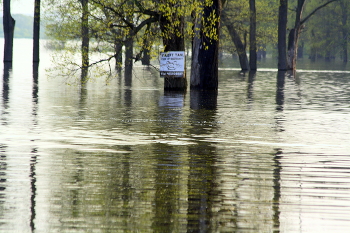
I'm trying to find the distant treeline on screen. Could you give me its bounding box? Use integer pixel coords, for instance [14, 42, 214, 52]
[0, 14, 45, 38]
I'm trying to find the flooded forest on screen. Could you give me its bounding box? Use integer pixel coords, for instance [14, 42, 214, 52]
[1, 0, 350, 232]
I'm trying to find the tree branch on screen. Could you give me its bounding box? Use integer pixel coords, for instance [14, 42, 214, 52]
[301, 0, 338, 25]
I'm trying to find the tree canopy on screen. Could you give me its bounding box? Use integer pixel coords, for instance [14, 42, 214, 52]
[41, 0, 349, 79]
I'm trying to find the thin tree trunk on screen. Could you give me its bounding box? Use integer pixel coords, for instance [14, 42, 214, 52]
[81, 0, 89, 83]
[33, 0, 40, 63]
[191, 0, 222, 90]
[249, 0, 257, 70]
[221, 11, 249, 71]
[287, 0, 305, 70]
[278, 0, 288, 70]
[3, 0, 15, 63]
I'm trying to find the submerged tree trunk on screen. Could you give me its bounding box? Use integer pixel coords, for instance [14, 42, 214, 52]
[81, 0, 89, 83]
[221, 11, 249, 71]
[33, 0, 40, 63]
[191, 0, 222, 90]
[160, 14, 187, 91]
[278, 0, 288, 70]
[249, 0, 257, 71]
[3, 0, 15, 62]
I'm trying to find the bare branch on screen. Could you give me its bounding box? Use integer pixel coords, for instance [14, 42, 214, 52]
[301, 0, 338, 25]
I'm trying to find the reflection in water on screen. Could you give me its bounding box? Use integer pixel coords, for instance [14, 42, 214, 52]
[187, 143, 216, 232]
[272, 148, 282, 232]
[190, 90, 217, 110]
[30, 148, 38, 231]
[276, 71, 285, 111]
[78, 86, 88, 119]
[0, 64, 11, 210]
[32, 62, 39, 103]
[187, 100, 218, 232]
[1, 44, 350, 231]
[247, 71, 256, 104]
[2, 62, 12, 117]
[158, 91, 185, 131]
[30, 63, 40, 231]
[0, 144, 7, 193]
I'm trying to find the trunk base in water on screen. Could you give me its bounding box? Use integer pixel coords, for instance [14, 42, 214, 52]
[164, 77, 187, 91]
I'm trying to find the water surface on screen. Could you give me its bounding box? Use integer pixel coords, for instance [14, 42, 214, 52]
[0, 39, 350, 232]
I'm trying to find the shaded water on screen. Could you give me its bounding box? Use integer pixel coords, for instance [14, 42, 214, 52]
[0, 39, 350, 232]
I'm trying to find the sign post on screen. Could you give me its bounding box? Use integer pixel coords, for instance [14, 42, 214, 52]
[159, 51, 185, 78]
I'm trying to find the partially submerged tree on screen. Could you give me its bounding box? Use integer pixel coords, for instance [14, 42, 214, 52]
[221, 10, 249, 71]
[44, 0, 223, 90]
[284, 0, 338, 70]
[158, 2, 187, 90]
[221, 0, 277, 71]
[191, 0, 223, 90]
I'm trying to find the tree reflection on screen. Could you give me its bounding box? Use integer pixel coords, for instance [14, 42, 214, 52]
[247, 70, 256, 105]
[152, 143, 184, 232]
[2, 62, 12, 113]
[32, 62, 39, 103]
[0, 64, 10, 226]
[187, 92, 218, 232]
[30, 63, 40, 231]
[276, 71, 286, 111]
[272, 148, 282, 232]
[190, 90, 218, 110]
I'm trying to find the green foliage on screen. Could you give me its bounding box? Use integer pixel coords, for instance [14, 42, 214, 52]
[43, 0, 223, 81]
[43, 0, 349, 78]
[221, 0, 278, 55]
[297, 0, 348, 59]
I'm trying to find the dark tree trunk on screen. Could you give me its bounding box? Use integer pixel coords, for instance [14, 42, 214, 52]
[159, 14, 187, 91]
[191, 0, 222, 90]
[141, 47, 150, 66]
[81, 0, 89, 83]
[114, 40, 123, 72]
[124, 33, 133, 86]
[221, 11, 249, 71]
[33, 0, 40, 63]
[249, 0, 257, 70]
[3, 0, 15, 63]
[278, 0, 288, 70]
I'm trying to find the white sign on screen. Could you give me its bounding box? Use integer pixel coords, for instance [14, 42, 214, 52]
[159, 51, 185, 77]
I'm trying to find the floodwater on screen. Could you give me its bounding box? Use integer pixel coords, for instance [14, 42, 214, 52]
[0, 39, 350, 232]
